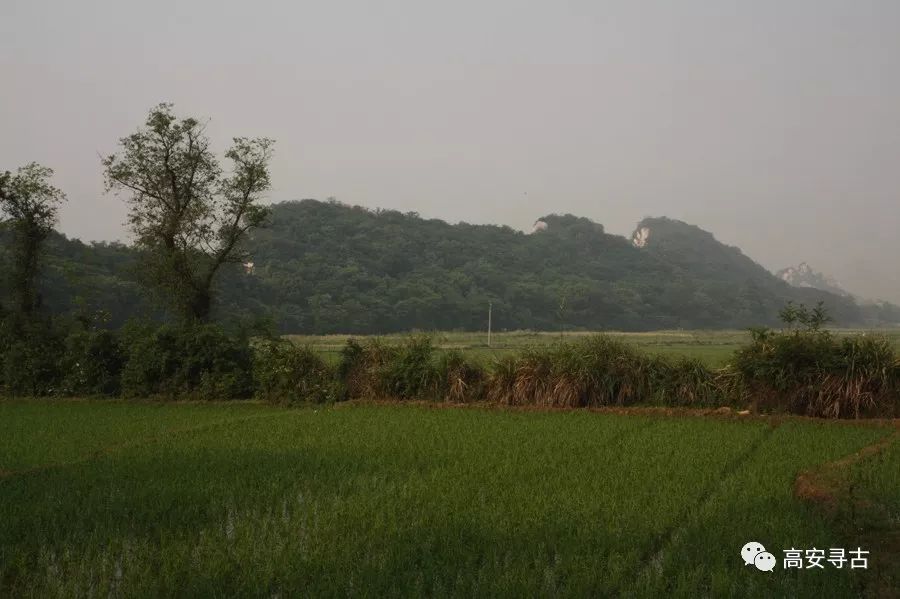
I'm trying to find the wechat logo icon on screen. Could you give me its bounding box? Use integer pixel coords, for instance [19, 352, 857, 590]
[742, 541, 776, 572]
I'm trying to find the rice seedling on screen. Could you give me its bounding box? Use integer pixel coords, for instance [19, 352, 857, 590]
[0, 401, 893, 597]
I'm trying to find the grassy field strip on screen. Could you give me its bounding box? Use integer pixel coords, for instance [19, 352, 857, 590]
[3, 407, 767, 596]
[626, 422, 776, 593]
[0, 401, 285, 474]
[624, 422, 891, 597]
[1, 403, 897, 597]
[0, 411, 286, 480]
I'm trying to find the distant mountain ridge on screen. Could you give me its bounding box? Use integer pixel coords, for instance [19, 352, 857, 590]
[2, 200, 899, 333]
[776, 262, 851, 297]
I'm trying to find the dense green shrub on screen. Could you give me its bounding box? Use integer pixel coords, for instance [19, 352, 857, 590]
[730, 327, 898, 418]
[2, 295, 895, 419]
[378, 336, 438, 400]
[120, 323, 253, 400]
[60, 328, 125, 396]
[0, 318, 65, 396]
[253, 340, 338, 404]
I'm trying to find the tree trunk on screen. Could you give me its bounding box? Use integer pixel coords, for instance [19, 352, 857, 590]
[186, 288, 212, 323]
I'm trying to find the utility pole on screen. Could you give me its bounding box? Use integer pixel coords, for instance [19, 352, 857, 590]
[488, 301, 493, 348]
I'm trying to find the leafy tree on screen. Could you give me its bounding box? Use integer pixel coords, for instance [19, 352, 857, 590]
[102, 103, 274, 322]
[779, 301, 831, 332]
[0, 163, 66, 321]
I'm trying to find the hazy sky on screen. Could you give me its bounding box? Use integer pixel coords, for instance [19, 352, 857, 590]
[2, 1, 899, 301]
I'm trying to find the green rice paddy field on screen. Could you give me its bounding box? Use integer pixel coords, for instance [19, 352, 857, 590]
[287, 328, 900, 367]
[2, 400, 898, 597]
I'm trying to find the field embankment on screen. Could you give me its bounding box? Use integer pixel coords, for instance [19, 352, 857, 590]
[795, 426, 900, 595]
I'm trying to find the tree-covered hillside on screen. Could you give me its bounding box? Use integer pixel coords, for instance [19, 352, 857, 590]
[227, 201, 884, 332]
[0, 226, 158, 328]
[3, 200, 898, 333]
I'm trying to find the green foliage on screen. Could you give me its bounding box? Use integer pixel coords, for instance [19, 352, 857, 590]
[262, 322, 898, 417]
[220, 202, 890, 332]
[0, 163, 66, 319]
[4, 200, 898, 332]
[337, 337, 486, 402]
[377, 336, 439, 400]
[252, 340, 338, 404]
[1, 284, 897, 418]
[0, 227, 163, 329]
[338, 338, 399, 401]
[487, 335, 726, 408]
[778, 300, 831, 331]
[730, 307, 898, 417]
[120, 323, 253, 400]
[0, 318, 65, 396]
[102, 104, 274, 323]
[59, 328, 125, 397]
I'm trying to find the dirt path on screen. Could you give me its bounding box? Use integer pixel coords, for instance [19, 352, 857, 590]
[794, 425, 900, 598]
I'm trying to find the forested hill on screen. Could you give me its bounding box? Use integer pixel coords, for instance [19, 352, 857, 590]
[2, 199, 899, 333]
[229, 200, 896, 332]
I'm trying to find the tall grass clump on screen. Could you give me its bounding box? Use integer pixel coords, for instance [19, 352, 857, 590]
[648, 356, 728, 407]
[253, 340, 338, 404]
[434, 350, 487, 402]
[373, 336, 438, 400]
[486, 336, 723, 408]
[729, 303, 899, 418]
[338, 338, 399, 400]
[337, 337, 488, 402]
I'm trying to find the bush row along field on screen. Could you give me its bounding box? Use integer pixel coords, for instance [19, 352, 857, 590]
[286, 328, 900, 367]
[269, 328, 900, 418]
[0, 400, 895, 598]
[5, 318, 900, 418]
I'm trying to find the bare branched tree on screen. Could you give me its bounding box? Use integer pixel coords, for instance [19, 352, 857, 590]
[102, 104, 274, 322]
[0, 163, 67, 320]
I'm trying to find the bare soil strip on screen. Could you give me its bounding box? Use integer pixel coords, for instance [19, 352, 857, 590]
[340, 398, 900, 427]
[794, 429, 900, 513]
[794, 426, 900, 597]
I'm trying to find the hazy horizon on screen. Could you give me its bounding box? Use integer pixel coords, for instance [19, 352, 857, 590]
[2, 0, 899, 301]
